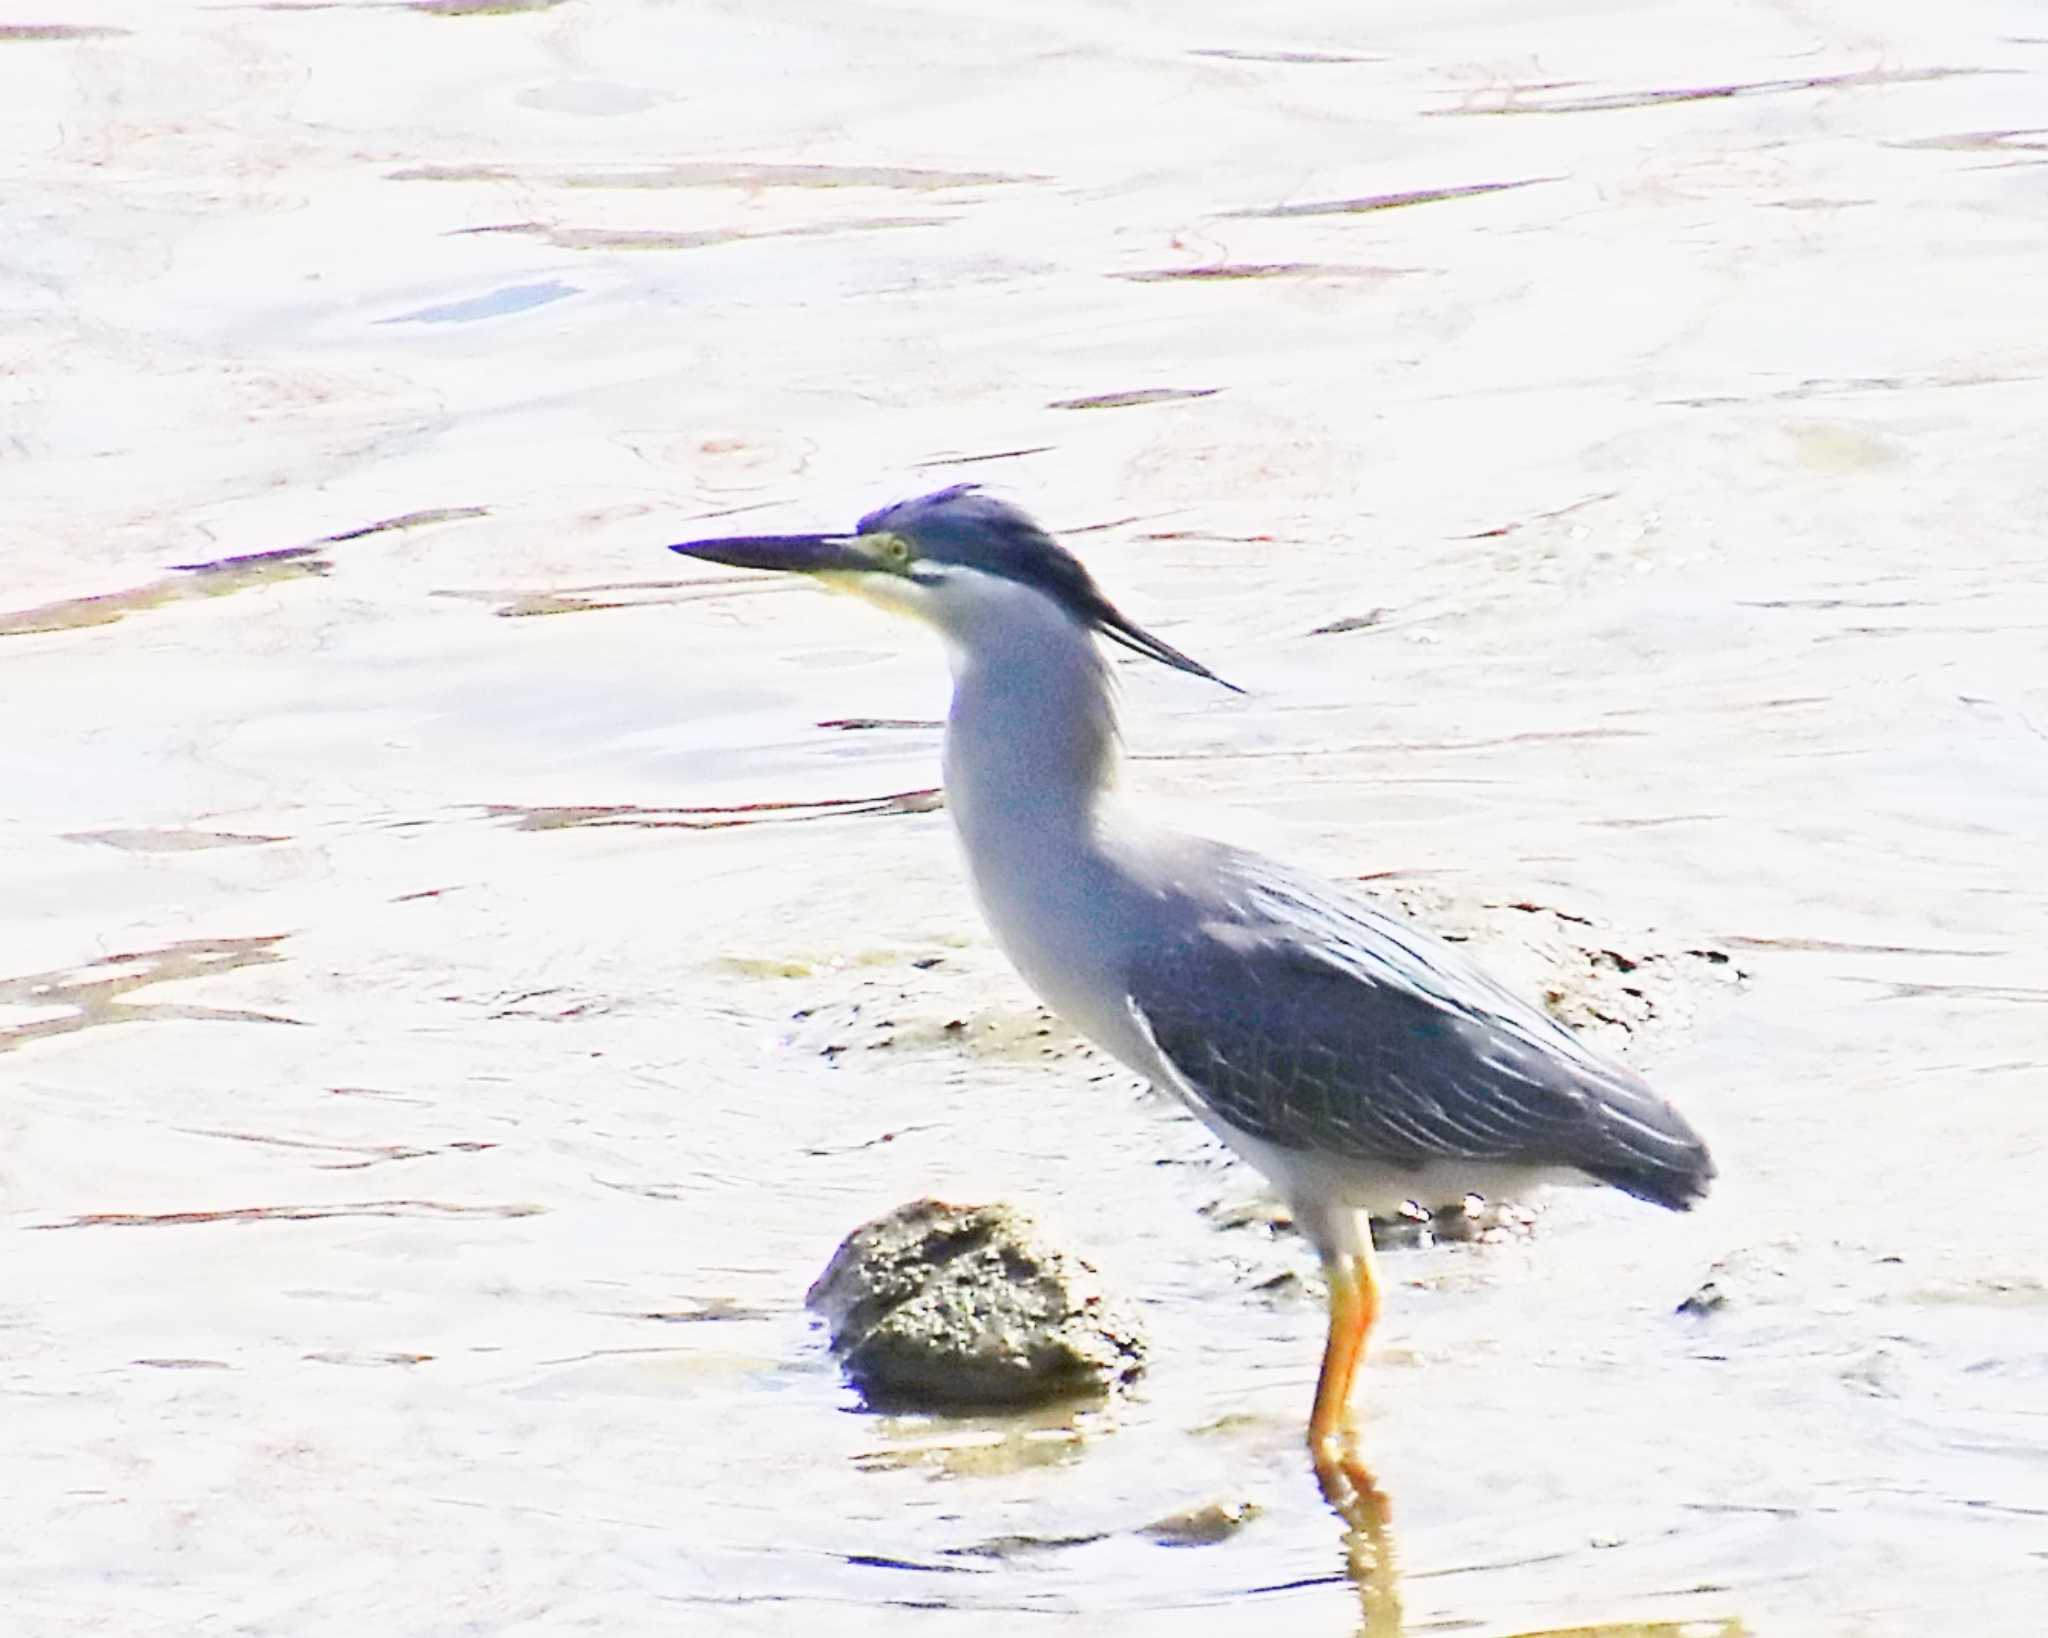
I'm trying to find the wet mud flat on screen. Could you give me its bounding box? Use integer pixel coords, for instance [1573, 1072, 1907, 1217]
[8, 1, 2048, 1635]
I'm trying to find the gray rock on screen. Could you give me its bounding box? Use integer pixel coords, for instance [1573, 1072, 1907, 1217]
[806, 1199, 1146, 1406]
[1141, 1496, 1261, 1546]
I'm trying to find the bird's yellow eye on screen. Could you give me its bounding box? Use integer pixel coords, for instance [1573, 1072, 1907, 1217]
[874, 532, 914, 569]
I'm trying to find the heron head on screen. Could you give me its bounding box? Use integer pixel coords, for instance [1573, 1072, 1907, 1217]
[667, 485, 1238, 690]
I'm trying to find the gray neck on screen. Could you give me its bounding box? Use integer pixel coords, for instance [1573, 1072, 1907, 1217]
[935, 574, 1167, 1071]
[939, 578, 1119, 858]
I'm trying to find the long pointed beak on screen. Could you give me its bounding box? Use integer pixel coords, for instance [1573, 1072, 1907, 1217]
[667, 532, 868, 575]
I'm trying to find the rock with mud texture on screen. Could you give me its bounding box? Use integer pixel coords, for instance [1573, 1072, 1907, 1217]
[806, 1199, 1146, 1406]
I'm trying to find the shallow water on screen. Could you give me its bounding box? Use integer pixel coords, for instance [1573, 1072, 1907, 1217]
[6, 2, 2047, 1633]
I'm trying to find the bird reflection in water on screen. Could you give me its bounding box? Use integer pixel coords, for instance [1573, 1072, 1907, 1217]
[1330, 1461, 1405, 1637]
[1324, 1465, 1748, 1638]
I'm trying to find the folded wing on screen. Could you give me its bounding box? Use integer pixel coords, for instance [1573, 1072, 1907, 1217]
[1124, 880, 1714, 1211]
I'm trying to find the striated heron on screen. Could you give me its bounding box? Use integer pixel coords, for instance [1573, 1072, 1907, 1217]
[669, 485, 1714, 1510]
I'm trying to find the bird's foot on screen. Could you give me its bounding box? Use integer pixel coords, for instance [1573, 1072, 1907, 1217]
[1311, 1430, 1393, 1528]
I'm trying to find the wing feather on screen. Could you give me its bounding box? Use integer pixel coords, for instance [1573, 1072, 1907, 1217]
[1124, 870, 1714, 1209]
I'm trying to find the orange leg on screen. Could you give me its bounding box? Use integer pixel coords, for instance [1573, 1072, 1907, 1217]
[1308, 1242, 1390, 1522]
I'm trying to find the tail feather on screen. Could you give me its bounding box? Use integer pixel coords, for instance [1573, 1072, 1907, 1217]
[1588, 1142, 1715, 1212]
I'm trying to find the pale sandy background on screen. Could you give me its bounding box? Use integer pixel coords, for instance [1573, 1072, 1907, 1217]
[5, 2, 2047, 1634]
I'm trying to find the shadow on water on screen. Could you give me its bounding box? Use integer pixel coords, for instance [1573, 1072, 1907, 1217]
[1113, 262, 1410, 284]
[387, 160, 1039, 190]
[0, 554, 331, 637]
[430, 574, 793, 617]
[404, 0, 574, 15]
[0, 934, 298, 1054]
[1429, 64, 1993, 116]
[32, 1198, 544, 1231]
[479, 790, 941, 831]
[0, 506, 485, 638]
[0, 22, 131, 38]
[452, 216, 950, 253]
[240, 0, 579, 15]
[1222, 177, 1553, 219]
